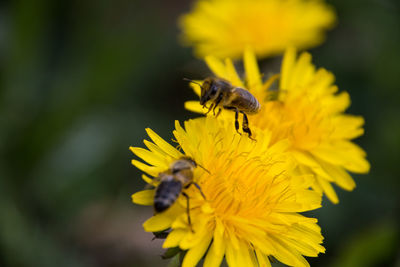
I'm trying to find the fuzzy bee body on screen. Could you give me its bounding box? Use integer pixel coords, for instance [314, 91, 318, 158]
[191, 77, 260, 139]
[154, 174, 183, 213]
[153, 157, 205, 230]
[227, 87, 260, 114]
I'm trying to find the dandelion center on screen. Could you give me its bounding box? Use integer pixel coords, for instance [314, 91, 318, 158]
[201, 153, 285, 219]
[131, 117, 324, 267]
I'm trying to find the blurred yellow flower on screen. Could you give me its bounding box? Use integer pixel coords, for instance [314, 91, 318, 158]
[131, 117, 324, 267]
[179, 0, 336, 59]
[185, 48, 370, 203]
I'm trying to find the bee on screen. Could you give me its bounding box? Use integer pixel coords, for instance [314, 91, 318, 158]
[185, 77, 260, 139]
[154, 157, 206, 231]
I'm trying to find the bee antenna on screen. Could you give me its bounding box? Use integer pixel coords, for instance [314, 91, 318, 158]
[183, 78, 203, 89]
[197, 163, 210, 174]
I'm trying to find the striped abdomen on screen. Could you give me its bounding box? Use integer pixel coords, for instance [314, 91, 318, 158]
[154, 178, 182, 213]
[229, 88, 260, 114]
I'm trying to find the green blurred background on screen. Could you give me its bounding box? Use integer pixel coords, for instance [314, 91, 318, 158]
[0, 0, 399, 266]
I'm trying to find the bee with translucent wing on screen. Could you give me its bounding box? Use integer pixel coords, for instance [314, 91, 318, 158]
[185, 77, 260, 139]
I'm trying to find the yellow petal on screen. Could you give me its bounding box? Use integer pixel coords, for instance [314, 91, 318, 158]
[255, 249, 272, 267]
[291, 150, 320, 169]
[209, 220, 225, 256]
[225, 241, 239, 267]
[312, 142, 370, 173]
[328, 91, 350, 112]
[143, 214, 173, 232]
[331, 115, 365, 139]
[179, 216, 210, 249]
[317, 160, 356, 191]
[270, 236, 310, 267]
[316, 175, 339, 204]
[130, 147, 168, 168]
[182, 232, 213, 267]
[203, 239, 225, 267]
[201, 202, 214, 213]
[291, 174, 315, 188]
[279, 236, 321, 257]
[225, 227, 240, 250]
[280, 47, 297, 91]
[296, 158, 332, 181]
[205, 56, 227, 79]
[343, 155, 370, 174]
[248, 234, 276, 255]
[295, 190, 322, 211]
[285, 223, 325, 252]
[142, 174, 154, 185]
[131, 190, 154, 205]
[236, 241, 257, 267]
[291, 52, 313, 88]
[131, 159, 159, 177]
[189, 80, 202, 96]
[244, 47, 262, 89]
[163, 229, 187, 248]
[145, 128, 182, 159]
[184, 100, 205, 114]
[267, 139, 289, 155]
[170, 219, 186, 231]
[225, 58, 244, 87]
[261, 73, 280, 92]
[143, 139, 167, 157]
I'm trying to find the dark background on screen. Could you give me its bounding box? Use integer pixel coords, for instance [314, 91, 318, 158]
[0, 0, 399, 266]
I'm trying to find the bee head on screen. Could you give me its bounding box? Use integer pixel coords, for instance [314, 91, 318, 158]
[183, 77, 219, 106]
[184, 157, 197, 168]
[171, 157, 197, 174]
[200, 77, 218, 106]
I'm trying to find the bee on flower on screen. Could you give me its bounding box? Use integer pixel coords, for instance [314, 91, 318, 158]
[131, 117, 325, 267]
[184, 76, 261, 139]
[185, 48, 370, 203]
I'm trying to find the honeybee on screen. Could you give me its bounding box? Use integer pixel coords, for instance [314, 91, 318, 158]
[154, 157, 206, 231]
[185, 77, 260, 139]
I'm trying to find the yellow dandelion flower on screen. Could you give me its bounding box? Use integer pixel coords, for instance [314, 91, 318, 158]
[185, 48, 370, 203]
[179, 0, 336, 59]
[131, 117, 324, 267]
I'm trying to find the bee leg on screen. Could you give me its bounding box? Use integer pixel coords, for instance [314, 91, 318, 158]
[205, 103, 214, 115]
[182, 192, 194, 233]
[240, 111, 256, 141]
[215, 108, 222, 117]
[212, 93, 223, 116]
[223, 106, 241, 134]
[212, 104, 218, 116]
[234, 108, 241, 134]
[192, 182, 206, 200]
